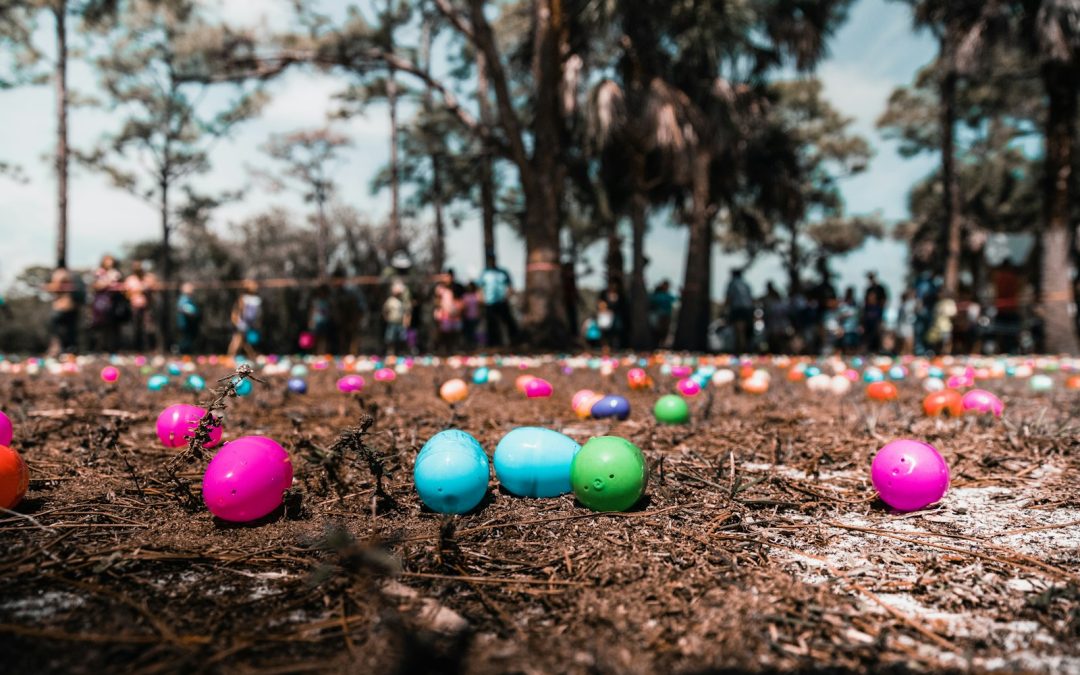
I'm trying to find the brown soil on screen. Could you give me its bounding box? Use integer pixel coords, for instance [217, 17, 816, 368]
[1, 359, 1078, 674]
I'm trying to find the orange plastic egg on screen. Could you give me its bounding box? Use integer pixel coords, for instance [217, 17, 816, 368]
[439, 379, 469, 404]
[866, 381, 898, 402]
[514, 374, 536, 394]
[787, 367, 805, 382]
[742, 377, 769, 395]
[923, 389, 963, 417]
[0, 446, 30, 510]
[1067, 375, 1080, 390]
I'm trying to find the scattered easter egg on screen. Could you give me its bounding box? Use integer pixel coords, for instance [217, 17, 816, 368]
[524, 377, 553, 398]
[570, 436, 647, 512]
[871, 439, 949, 512]
[440, 378, 469, 404]
[862, 367, 884, 383]
[147, 374, 169, 391]
[806, 373, 832, 393]
[298, 331, 315, 350]
[922, 390, 963, 417]
[202, 436, 293, 522]
[0, 445, 30, 510]
[829, 375, 852, 396]
[487, 369, 503, 384]
[234, 377, 254, 397]
[156, 404, 222, 449]
[961, 389, 1004, 417]
[1029, 374, 1053, 393]
[742, 376, 769, 394]
[676, 378, 701, 397]
[654, 395, 689, 425]
[287, 378, 308, 394]
[100, 366, 119, 383]
[1066, 374, 1080, 390]
[866, 381, 898, 402]
[590, 395, 631, 420]
[472, 367, 490, 385]
[186, 374, 206, 392]
[494, 427, 580, 498]
[515, 374, 536, 393]
[627, 368, 650, 390]
[336, 375, 365, 393]
[922, 377, 945, 392]
[374, 367, 396, 382]
[414, 429, 489, 513]
[711, 369, 736, 386]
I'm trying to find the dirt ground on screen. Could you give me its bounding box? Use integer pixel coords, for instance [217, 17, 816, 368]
[0, 356, 1078, 674]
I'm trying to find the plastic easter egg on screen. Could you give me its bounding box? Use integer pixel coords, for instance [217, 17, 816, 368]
[186, 374, 206, 392]
[829, 375, 851, 396]
[676, 378, 701, 397]
[1030, 374, 1053, 393]
[742, 376, 768, 394]
[627, 368, 650, 390]
[923, 389, 963, 417]
[440, 378, 469, 404]
[0, 411, 11, 447]
[374, 367, 396, 382]
[804, 366, 821, 378]
[147, 374, 169, 391]
[234, 377, 254, 397]
[494, 427, 580, 498]
[590, 395, 631, 420]
[923, 377, 945, 392]
[156, 404, 222, 449]
[472, 367, 490, 385]
[298, 331, 315, 350]
[671, 366, 692, 379]
[961, 389, 1004, 417]
[572, 389, 597, 412]
[866, 381, 898, 402]
[806, 373, 832, 393]
[711, 369, 735, 386]
[336, 375, 365, 393]
[1067, 375, 1080, 390]
[287, 378, 308, 394]
[0, 445, 30, 509]
[167, 363, 183, 376]
[863, 367, 884, 383]
[202, 436, 293, 522]
[570, 436, 647, 512]
[101, 366, 119, 383]
[871, 439, 949, 512]
[514, 374, 536, 393]
[888, 366, 906, 380]
[654, 395, 689, 425]
[414, 429, 489, 513]
[487, 369, 503, 384]
[524, 378, 553, 398]
[290, 364, 309, 378]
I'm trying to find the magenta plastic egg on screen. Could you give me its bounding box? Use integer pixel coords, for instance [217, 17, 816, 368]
[101, 366, 119, 383]
[337, 375, 366, 393]
[298, 332, 315, 350]
[871, 440, 949, 511]
[961, 389, 1004, 417]
[156, 404, 222, 449]
[676, 378, 701, 397]
[0, 410, 11, 446]
[524, 377, 553, 398]
[374, 367, 396, 382]
[671, 366, 692, 378]
[202, 436, 293, 522]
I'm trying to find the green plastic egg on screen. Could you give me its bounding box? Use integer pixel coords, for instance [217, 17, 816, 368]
[654, 394, 690, 424]
[570, 436, 647, 512]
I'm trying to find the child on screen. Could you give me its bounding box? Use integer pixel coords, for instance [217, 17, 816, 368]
[383, 282, 409, 355]
[461, 281, 481, 349]
[228, 280, 262, 359]
[176, 283, 201, 354]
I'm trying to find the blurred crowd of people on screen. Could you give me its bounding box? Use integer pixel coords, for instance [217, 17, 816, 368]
[36, 252, 1044, 356]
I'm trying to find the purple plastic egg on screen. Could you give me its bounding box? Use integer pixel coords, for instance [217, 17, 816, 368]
[202, 436, 293, 522]
[961, 389, 1004, 417]
[156, 404, 222, 449]
[871, 439, 950, 512]
[0, 410, 12, 446]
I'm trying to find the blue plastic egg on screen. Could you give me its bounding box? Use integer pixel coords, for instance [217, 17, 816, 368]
[287, 377, 308, 394]
[186, 374, 206, 392]
[167, 363, 182, 376]
[233, 378, 253, 396]
[414, 429, 490, 513]
[290, 364, 309, 378]
[147, 374, 169, 391]
[929, 366, 945, 379]
[888, 366, 906, 380]
[494, 427, 581, 498]
[591, 395, 631, 420]
[472, 367, 490, 385]
[863, 368, 884, 383]
[804, 366, 821, 378]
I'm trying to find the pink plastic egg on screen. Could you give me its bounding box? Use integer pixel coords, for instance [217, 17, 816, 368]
[572, 389, 596, 411]
[0, 410, 12, 446]
[156, 404, 222, 449]
[671, 366, 692, 378]
[871, 439, 949, 511]
[627, 368, 649, 390]
[337, 375, 366, 393]
[676, 378, 701, 397]
[374, 368, 396, 382]
[101, 366, 119, 383]
[961, 389, 1004, 417]
[202, 436, 293, 522]
[524, 377, 553, 398]
[298, 332, 315, 350]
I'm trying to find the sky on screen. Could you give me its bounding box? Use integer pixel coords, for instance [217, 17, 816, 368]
[0, 0, 939, 302]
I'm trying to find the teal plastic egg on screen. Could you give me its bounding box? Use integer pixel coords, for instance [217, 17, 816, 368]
[494, 427, 580, 498]
[414, 430, 490, 514]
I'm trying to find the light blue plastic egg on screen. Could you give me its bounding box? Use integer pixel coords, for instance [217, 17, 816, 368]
[472, 367, 490, 385]
[233, 377, 253, 396]
[863, 367, 884, 383]
[414, 430, 490, 514]
[147, 374, 169, 391]
[929, 366, 945, 379]
[805, 366, 821, 378]
[167, 363, 182, 376]
[888, 366, 906, 380]
[290, 364, 309, 378]
[1030, 374, 1053, 392]
[186, 374, 206, 392]
[494, 427, 581, 498]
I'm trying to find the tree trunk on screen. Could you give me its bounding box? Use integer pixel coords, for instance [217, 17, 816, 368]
[1040, 64, 1079, 354]
[787, 224, 801, 295]
[54, 3, 68, 270]
[316, 193, 328, 279]
[519, 0, 567, 347]
[940, 30, 963, 295]
[673, 149, 714, 352]
[160, 178, 172, 351]
[628, 151, 651, 350]
[422, 10, 446, 273]
[476, 49, 497, 262]
[387, 67, 401, 251]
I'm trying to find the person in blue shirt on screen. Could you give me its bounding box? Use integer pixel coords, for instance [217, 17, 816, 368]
[478, 251, 518, 347]
[176, 282, 201, 354]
